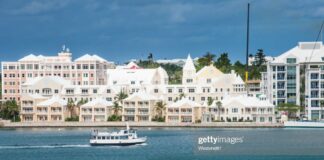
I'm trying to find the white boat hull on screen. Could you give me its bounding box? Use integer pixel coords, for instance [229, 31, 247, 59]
[284, 121, 324, 128]
[90, 137, 147, 146]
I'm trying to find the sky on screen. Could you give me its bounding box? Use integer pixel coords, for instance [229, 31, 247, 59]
[0, 0, 323, 64]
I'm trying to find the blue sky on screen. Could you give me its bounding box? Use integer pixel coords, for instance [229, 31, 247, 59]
[0, 0, 323, 64]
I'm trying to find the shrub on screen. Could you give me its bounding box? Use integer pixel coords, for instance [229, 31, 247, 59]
[65, 116, 79, 122]
[107, 115, 122, 121]
[152, 116, 165, 122]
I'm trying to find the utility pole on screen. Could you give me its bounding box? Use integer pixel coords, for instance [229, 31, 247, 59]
[245, 3, 250, 82]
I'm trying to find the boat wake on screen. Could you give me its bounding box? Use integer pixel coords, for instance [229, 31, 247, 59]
[0, 144, 91, 149]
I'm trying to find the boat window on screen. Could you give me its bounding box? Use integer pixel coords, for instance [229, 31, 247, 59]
[102, 137, 106, 140]
[124, 131, 128, 134]
[98, 136, 101, 140]
[112, 136, 115, 140]
[116, 136, 119, 140]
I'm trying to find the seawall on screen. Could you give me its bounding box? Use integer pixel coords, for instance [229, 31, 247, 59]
[0, 121, 284, 128]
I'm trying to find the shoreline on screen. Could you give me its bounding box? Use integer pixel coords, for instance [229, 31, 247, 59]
[0, 121, 283, 128]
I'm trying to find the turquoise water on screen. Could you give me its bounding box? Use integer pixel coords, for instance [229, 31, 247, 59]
[0, 127, 324, 160]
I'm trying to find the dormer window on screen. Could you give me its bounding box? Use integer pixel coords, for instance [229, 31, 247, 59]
[287, 58, 296, 64]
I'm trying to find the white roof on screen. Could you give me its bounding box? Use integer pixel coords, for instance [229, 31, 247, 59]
[272, 42, 324, 63]
[221, 95, 274, 108]
[124, 91, 158, 101]
[183, 54, 196, 71]
[169, 98, 202, 108]
[23, 76, 71, 86]
[81, 98, 113, 107]
[75, 54, 107, 62]
[107, 68, 164, 85]
[18, 54, 43, 62]
[22, 94, 47, 100]
[37, 96, 67, 107]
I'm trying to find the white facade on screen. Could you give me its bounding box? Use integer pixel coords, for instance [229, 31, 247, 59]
[262, 42, 324, 120]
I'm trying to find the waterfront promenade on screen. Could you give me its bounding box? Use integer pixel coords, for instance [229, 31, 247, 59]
[0, 121, 283, 128]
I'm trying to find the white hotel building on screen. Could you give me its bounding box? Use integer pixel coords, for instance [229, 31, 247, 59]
[262, 42, 324, 120]
[2, 51, 275, 123]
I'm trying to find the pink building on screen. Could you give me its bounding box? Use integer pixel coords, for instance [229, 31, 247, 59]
[1, 47, 114, 101]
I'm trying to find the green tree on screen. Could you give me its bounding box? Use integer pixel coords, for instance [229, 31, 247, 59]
[179, 93, 186, 100]
[232, 60, 245, 78]
[254, 49, 267, 67]
[197, 52, 216, 68]
[214, 53, 231, 73]
[216, 101, 222, 121]
[66, 99, 75, 118]
[147, 53, 153, 62]
[116, 91, 128, 103]
[112, 101, 122, 116]
[207, 97, 214, 106]
[154, 101, 166, 122]
[277, 103, 301, 120]
[0, 100, 20, 122]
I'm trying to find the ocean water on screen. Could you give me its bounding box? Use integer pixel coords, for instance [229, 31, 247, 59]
[0, 127, 323, 160]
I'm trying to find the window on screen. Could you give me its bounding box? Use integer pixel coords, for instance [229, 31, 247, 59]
[168, 97, 172, 101]
[83, 73, 88, 77]
[90, 64, 95, 69]
[154, 89, 158, 93]
[20, 64, 25, 70]
[232, 108, 238, 113]
[206, 79, 211, 83]
[93, 89, 97, 94]
[189, 88, 195, 93]
[186, 79, 193, 83]
[107, 89, 111, 93]
[272, 66, 276, 71]
[311, 73, 319, 79]
[277, 66, 285, 71]
[54, 90, 59, 94]
[81, 89, 88, 94]
[286, 58, 296, 64]
[66, 89, 74, 94]
[83, 64, 88, 69]
[131, 81, 135, 85]
[168, 89, 172, 93]
[178, 89, 183, 93]
[27, 64, 33, 70]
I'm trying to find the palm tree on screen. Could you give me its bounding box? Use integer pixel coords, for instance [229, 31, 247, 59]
[67, 99, 75, 118]
[155, 101, 166, 119]
[179, 93, 186, 100]
[197, 52, 216, 67]
[207, 97, 214, 106]
[216, 101, 222, 121]
[116, 91, 128, 103]
[112, 102, 122, 116]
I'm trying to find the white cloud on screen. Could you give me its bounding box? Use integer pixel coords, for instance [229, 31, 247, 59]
[10, 0, 72, 15]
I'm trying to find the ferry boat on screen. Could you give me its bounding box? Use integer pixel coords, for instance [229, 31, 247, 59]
[89, 123, 147, 146]
[284, 121, 324, 128]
